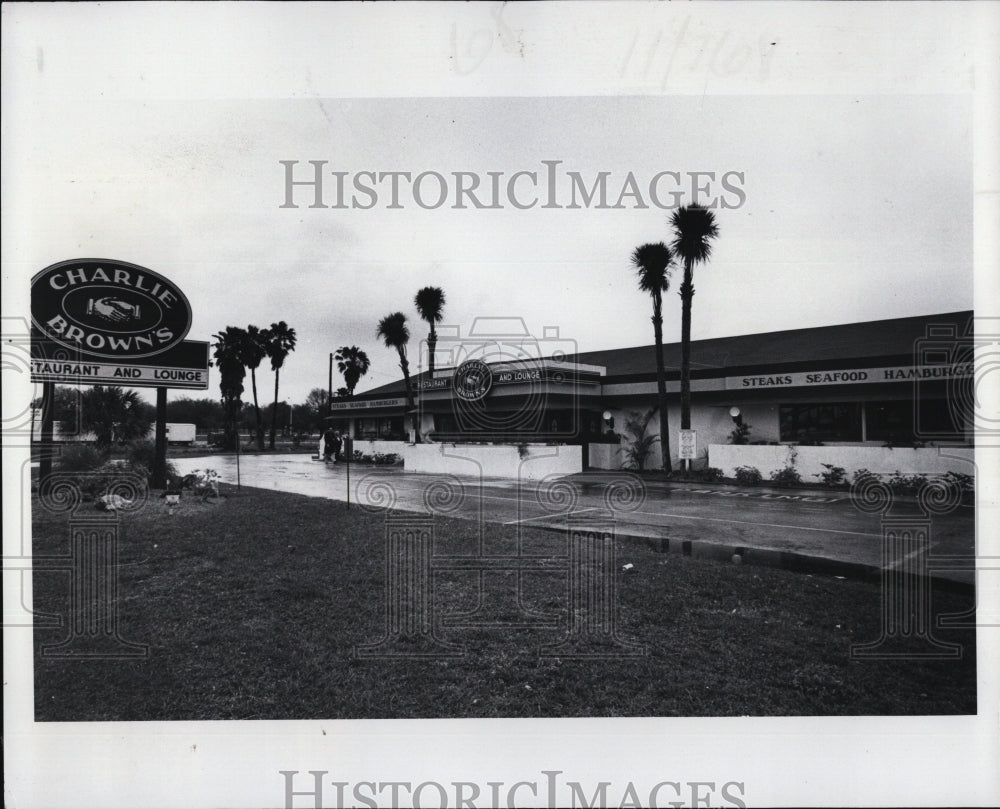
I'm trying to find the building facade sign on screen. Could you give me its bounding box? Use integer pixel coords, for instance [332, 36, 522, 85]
[31, 258, 193, 360]
[453, 359, 493, 402]
[29, 339, 211, 390]
[329, 397, 406, 411]
[726, 363, 974, 391]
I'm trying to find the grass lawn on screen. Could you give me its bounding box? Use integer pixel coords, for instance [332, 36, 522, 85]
[32, 485, 976, 720]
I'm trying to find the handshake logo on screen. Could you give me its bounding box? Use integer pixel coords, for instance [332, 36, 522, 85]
[86, 297, 140, 324]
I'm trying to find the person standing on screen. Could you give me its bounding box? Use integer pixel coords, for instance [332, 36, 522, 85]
[332, 430, 343, 463]
[322, 426, 336, 462]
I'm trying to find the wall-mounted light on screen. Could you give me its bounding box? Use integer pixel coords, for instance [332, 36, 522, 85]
[729, 406, 743, 426]
[602, 410, 614, 432]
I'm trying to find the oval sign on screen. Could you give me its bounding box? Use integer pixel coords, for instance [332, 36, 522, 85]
[454, 359, 493, 402]
[31, 259, 192, 359]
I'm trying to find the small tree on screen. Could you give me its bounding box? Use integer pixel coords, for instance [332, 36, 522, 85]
[80, 386, 153, 450]
[622, 408, 660, 472]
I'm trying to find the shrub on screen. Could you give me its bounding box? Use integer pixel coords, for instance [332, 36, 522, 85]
[123, 439, 178, 487]
[817, 464, 848, 487]
[770, 466, 802, 487]
[179, 468, 220, 501]
[622, 409, 659, 472]
[852, 468, 880, 486]
[944, 470, 974, 497]
[734, 465, 762, 485]
[887, 470, 928, 495]
[56, 443, 106, 472]
[728, 421, 752, 445]
[700, 466, 725, 482]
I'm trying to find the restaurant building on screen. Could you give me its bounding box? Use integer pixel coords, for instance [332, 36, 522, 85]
[327, 311, 975, 480]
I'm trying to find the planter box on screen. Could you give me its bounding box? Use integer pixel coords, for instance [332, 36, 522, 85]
[403, 443, 582, 480]
[708, 444, 975, 482]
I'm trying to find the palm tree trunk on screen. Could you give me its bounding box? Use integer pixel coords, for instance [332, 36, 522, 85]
[680, 259, 694, 472]
[680, 259, 694, 430]
[251, 369, 264, 450]
[270, 369, 279, 449]
[652, 294, 672, 474]
[428, 325, 437, 377]
[398, 349, 419, 443]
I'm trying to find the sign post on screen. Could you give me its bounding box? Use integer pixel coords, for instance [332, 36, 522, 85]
[678, 429, 697, 471]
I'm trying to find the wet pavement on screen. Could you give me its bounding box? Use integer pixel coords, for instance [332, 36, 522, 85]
[172, 454, 976, 586]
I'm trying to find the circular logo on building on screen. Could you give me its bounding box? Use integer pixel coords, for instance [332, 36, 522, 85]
[453, 359, 493, 402]
[31, 259, 192, 359]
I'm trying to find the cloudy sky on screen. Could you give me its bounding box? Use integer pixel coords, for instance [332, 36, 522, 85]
[2, 6, 978, 407]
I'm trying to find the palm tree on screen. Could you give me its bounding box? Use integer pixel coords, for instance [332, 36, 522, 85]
[241, 324, 269, 450]
[335, 345, 371, 397]
[414, 286, 446, 377]
[212, 327, 248, 450]
[80, 386, 152, 450]
[670, 203, 719, 469]
[376, 312, 416, 439]
[631, 242, 675, 474]
[265, 321, 297, 449]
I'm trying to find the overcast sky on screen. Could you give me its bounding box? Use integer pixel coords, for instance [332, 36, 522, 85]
[0, 5, 980, 411]
[6, 92, 973, 405]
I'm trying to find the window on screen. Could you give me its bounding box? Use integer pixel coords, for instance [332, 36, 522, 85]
[867, 399, 965, 443]
[779, 403, 862, 442]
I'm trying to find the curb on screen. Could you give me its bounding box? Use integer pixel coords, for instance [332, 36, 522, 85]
[610, 530, 974, 594]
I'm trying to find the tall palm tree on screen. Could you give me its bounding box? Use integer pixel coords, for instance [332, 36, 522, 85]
[242, 324, 269, 450]
[670, 203, 719, 469]
[414, 286, 446, 377]
[376, 312, 416, 439]
[212, 327, 247, 450]
[632, 242, 675, 474]
[265, 321, 297, 450]
[335, 345, 371, 397]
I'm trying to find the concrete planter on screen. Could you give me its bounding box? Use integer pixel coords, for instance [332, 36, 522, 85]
[708, 444, 975, 482]
[403, 443, 582, 480]
[588, 442, 623, 470]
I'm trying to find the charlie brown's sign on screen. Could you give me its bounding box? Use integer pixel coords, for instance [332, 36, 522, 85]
[31, 258, 193, 359]
[30, 258, 208, 389]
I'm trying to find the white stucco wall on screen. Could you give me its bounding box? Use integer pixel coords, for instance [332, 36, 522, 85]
[603, 404, 758, 470]
[403, 443, 582, 480]
[708, 444, 976, 481]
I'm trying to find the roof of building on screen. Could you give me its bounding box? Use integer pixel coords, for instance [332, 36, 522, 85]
[349, 310, 973, 399]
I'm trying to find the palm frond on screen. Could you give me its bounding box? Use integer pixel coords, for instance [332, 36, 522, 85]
[670, 204, 719, 264]
[377, 312, 410, 349]
[631, 242, 673, 293]
[414, 287, 446, 324]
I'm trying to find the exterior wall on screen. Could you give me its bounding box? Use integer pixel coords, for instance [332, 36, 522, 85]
[404, 443, 582, 480]
[588, 441, 623, 470]
[708, 444, 976, 481]
[602, 403, 753, 470]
